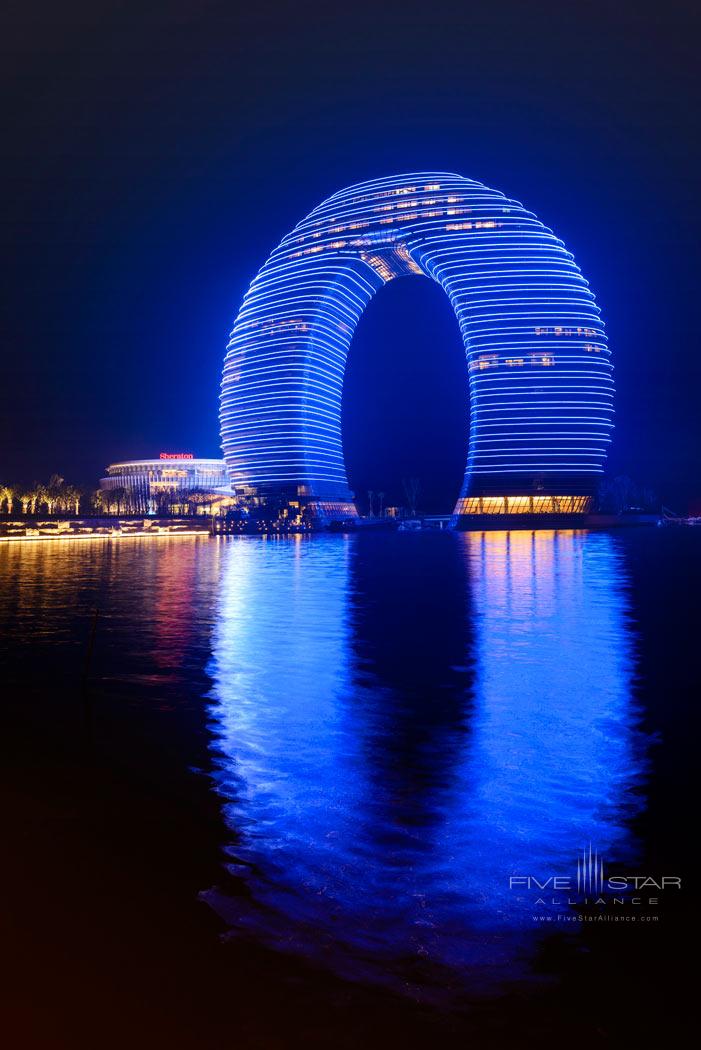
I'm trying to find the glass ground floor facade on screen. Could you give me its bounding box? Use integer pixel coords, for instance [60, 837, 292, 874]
[455, 495, 592, 516]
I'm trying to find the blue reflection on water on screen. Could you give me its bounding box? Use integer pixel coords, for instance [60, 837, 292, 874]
[205, 531, 647, 995]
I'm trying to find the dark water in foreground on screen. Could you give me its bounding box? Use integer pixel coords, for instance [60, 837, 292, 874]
[0, 530, 696, 1047]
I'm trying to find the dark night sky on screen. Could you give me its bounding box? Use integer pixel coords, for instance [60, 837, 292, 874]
[2, 1, 700, 511]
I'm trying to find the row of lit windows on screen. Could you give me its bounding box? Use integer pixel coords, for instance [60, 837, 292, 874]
[107, 470, 224, 478]
[455, 495, 592, 515]
[293, 208, 500, 245]
[469, 353, 556, 370]
[304, 205, 519, 240]
[107, 473, 225, 484]
[288, 217, 505, 258]
[308, 174, 513, 229]
[329, 183, 438, 206]
[307, 186, 425, 223]
[259, 319, 309, 332]
[446, 220, 502, 231]
[305, 198, 516, 236]
[534, 326, 598, 336]
[234, 319, 603, 343]
[372, 195, 460, 212]
[106, 472, 226, 485]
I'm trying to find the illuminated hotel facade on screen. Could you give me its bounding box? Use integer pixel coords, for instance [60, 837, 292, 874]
[100, 455, 230, 513]
[220, 172, 613, 522]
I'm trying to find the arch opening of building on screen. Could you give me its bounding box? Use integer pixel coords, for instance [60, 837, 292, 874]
[220, 172, 613, 524]
[340, 275, 469, 516]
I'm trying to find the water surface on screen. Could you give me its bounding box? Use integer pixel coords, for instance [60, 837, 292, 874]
[0, 529, 694, 1044]
[204, 531, 647, 994]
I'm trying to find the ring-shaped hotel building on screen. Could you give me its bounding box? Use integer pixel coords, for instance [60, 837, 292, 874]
[220, 172, 613, 522]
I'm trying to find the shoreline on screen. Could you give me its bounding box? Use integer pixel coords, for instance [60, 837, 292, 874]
[0, 523, 665, 543]
[0, 512, 665, 543]
[0, 529, 211, 543]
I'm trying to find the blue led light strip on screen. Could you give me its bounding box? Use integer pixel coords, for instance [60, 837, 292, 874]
[220, 172, 613, 516]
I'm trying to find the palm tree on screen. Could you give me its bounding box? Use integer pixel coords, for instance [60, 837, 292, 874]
[35, 476, 64, 516]
[377, 491, 385, 518]
[0, 485, 15, 514]
[99, 489, 113, 515]
[33, 483, 48, 515]
[111, 486, 127, 515]
[41, 475, 65, 515]
[367, 490, 375, 517]
[18, 488, 34, 515]
[403, 477, 420, 517]
[25, 485, 39, 514]
[62, 484, 81, 516]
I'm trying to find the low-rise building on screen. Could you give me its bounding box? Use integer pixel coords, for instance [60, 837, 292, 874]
[100, 453, 232, 514]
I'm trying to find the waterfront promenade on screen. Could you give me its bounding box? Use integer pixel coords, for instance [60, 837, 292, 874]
[0, 517, 212, 542]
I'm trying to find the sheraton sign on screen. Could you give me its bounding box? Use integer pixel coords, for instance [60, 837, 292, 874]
[159, 452, 194, 460]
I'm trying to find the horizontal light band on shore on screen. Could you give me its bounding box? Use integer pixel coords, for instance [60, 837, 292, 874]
[0, 530, 210, 543]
